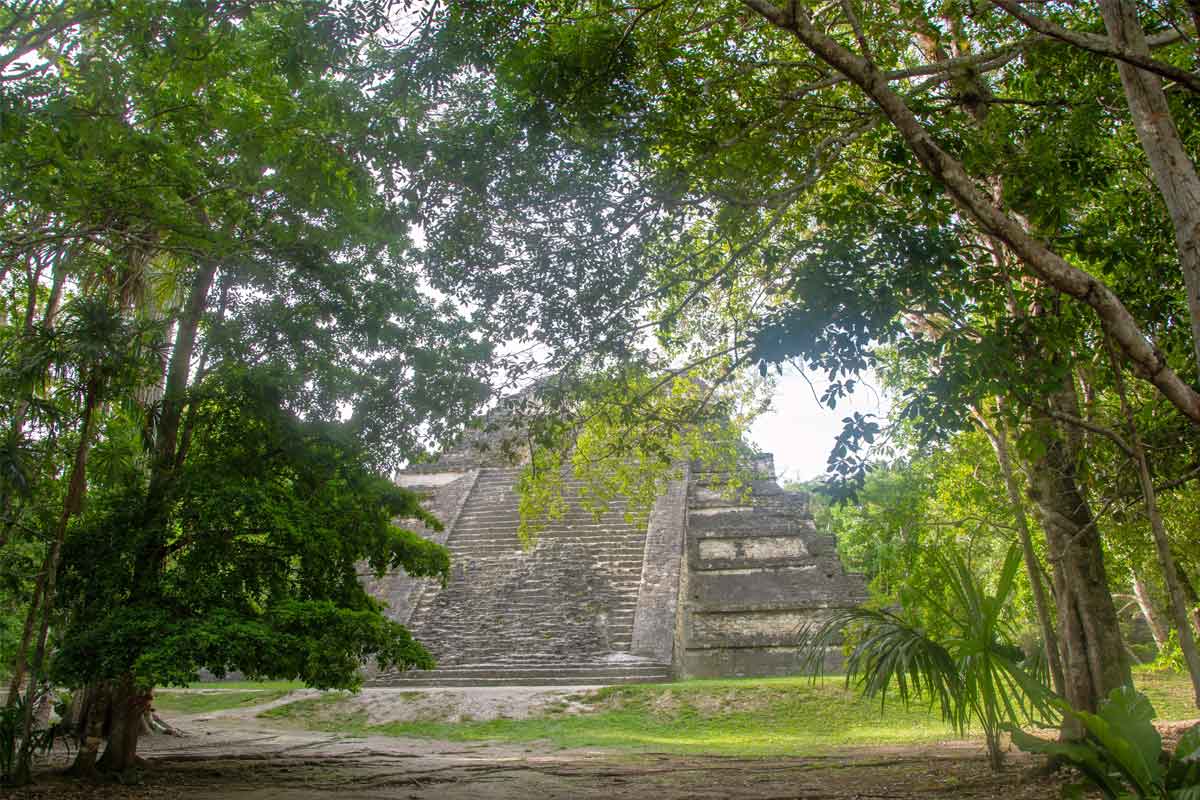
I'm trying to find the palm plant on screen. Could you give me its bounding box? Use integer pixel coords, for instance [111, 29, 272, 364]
[800, 542, 1055, 769]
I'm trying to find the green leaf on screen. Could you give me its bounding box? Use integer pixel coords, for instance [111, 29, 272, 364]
[1175, 725, 1200, 764]
[1057, 688, 1164, 796]
[1007, 725, 1124, 799]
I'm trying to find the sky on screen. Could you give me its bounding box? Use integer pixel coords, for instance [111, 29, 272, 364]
[749, 368, 890, 484]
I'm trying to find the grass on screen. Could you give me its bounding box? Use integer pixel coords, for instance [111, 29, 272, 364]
[258, 672, 1200, 757]
[261, 676, 966, 756]
[180, 679, 307, 691]
[152, 680, 304, 715]
[1131, 668, 1199, 722]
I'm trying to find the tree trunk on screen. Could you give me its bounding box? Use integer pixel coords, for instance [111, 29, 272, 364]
[1179, 564, 1200, 636]
[96, 675, 150, 774]
[67, 681, 111, 778]
[1025, 385, 1130, 725]
[6, 573, 44, 705]
[1132, 572, 1170, 651]
[97, 259, 218, 771]
[1, 248, 72, 550]
[13, 377, 101, 784]
[1109, 343, 1200, 705]
[1098, 0, 1200, 378]
[1129, 431, 1200, 705]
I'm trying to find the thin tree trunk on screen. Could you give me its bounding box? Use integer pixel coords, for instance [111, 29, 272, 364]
[1179, 564, 1200, 636]
[5, 572, 44, 705]
[1098, 0, 1200, 377]
[66, 681, 110, 778]
[1109, 344, 1200, 705]
[152, 258, 216, 484]
[1, 247, 72, 550]
[1132, 572, 1169, 651]
[972, 402, 1067, 697]
[14, 377, 100, 784]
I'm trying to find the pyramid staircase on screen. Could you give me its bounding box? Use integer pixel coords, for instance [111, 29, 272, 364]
[367, 467, 672, 686]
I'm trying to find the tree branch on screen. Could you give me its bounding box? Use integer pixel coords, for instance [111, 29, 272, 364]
[989, 0, 1200, 95]
[737, 0, 1200, 426]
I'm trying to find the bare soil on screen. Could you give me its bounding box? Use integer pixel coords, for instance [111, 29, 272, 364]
[0, 698, 1080, 800]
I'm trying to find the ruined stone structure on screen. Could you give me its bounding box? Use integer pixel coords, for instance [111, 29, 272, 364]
[362, 446, 867, 686]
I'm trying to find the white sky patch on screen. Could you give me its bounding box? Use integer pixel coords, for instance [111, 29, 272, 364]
[750, 366, 890, 484]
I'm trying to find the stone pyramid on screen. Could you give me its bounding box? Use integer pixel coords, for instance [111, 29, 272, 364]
[362, 434, 867, 686]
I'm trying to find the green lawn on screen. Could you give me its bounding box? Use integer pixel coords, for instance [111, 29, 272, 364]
[261, 676, 970, 756]
[153, 680, 304, 714]
[258, 672, 1199, 757]
[1131, 668, 1199, 722]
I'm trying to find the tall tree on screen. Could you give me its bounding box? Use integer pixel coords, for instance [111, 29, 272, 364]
[1, 0, 497, 775]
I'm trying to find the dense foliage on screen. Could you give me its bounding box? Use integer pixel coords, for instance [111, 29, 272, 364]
[0, 0, 493, 779]
[3, 0, 1200, 788]
[52, 369, 450, 692]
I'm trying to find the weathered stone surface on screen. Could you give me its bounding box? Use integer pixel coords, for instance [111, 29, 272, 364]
[687, 565, 868, 610]
[674, 458, 868, 680]
[358, 469, 479, 626]
[698, 536, 809, 561]
[367, 467, 669, 686]
[685, 609, 835, 648]
[362, 446, 866, 686]
[629, 465, 689, 664]
[681, 646, 844, 679]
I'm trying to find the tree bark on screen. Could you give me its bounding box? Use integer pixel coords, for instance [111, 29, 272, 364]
[95, 675, 151, 774]
[96, 258, 218, 771]
[6, 574, 44, 706]
[1098, 0, 1200, 378]
[1025, 383, 1130, 726]
[1132, 572, 1170, 651]
[1179, 564, 1200, 636]
[14, 377, 101, 783]
[66, 681, 111, 778]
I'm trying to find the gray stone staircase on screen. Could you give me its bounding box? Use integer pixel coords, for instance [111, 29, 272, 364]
[368, 467, 672, 686]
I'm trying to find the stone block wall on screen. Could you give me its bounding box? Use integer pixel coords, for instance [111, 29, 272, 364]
[675, 457, 868, 679]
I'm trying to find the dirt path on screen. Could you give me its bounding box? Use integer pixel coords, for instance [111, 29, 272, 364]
[2, 704, 1074, 800]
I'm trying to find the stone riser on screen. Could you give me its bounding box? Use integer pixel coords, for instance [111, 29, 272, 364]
[376, 665, 667, 678]
[677, 476, 869, 680]
[368, 674, 671, 687]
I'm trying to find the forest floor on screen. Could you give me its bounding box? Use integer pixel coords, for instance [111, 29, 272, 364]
[1, 671, 1195, 799]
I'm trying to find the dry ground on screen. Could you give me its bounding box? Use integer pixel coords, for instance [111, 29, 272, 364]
[0, 695, 1079, 800]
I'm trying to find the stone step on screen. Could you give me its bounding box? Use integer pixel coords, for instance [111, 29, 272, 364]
[413, 624, 637, 632]
[410, 616, 635, 624]
[451, 516, 640, 528]
[385, 665, 668, 678]
[451, 524, 643, 534]
[449, 536, 646, 546]
[366, 663, 672, 687]
[448, 557, 646, 567]
[448, 553, 646, 563]
[449, 543, 645, 550]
